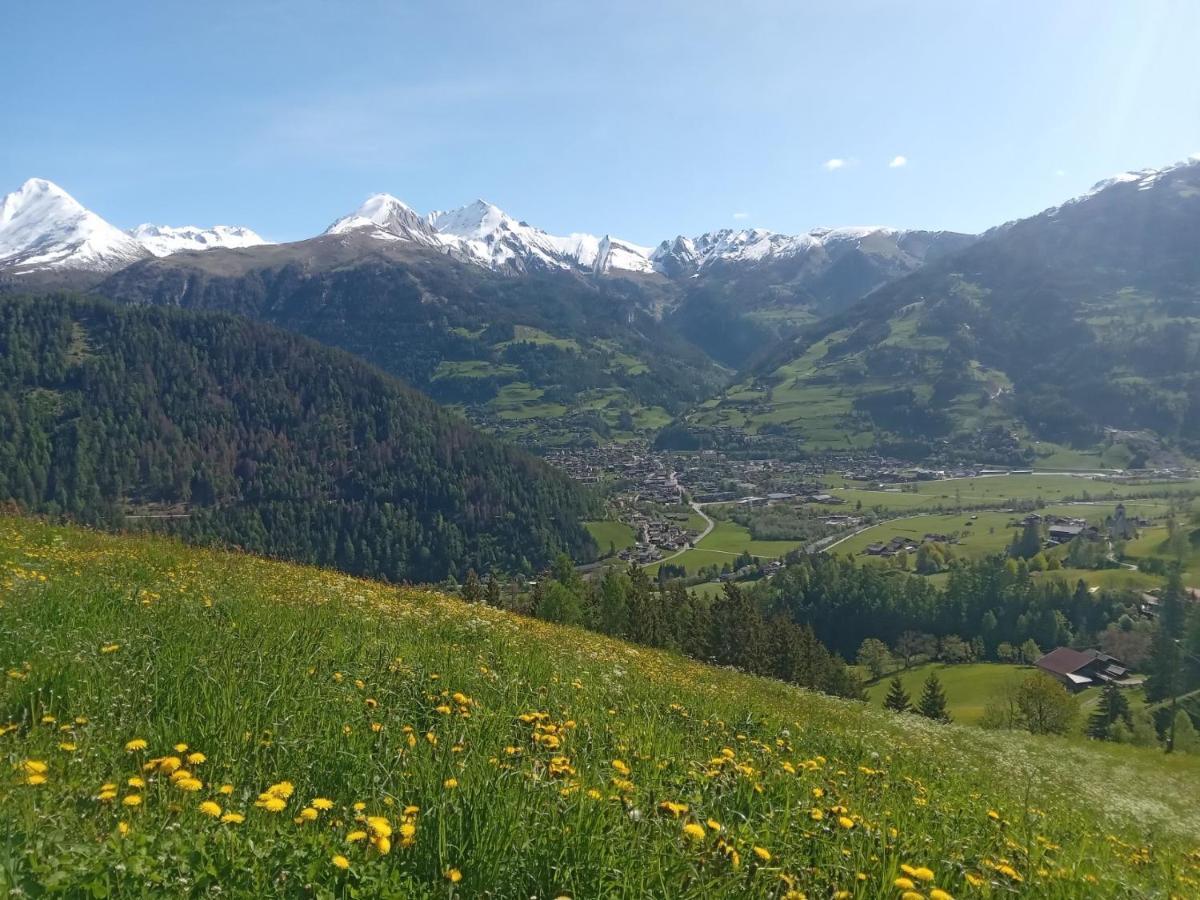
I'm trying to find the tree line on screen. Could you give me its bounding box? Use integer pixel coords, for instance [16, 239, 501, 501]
[462, 556, 863, 700]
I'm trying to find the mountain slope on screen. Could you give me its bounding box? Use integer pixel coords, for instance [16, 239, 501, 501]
[691, 158, 1200, 458]
[96, 234, 720, 446]
[0, 179, 148, 274]
[0, 293, 596, 580]
[660, 226, 975, 368]
[3, 515, 1198, 897]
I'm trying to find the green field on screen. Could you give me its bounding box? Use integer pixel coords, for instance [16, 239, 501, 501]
[585, 520, 636, 556]
[820, 474, 1200, 517]
[3, 517, 1199, 896]
[864, 662, 1159, 739]
[830, 511, 1017, 561]
[646, 519, 804, 575]
[866, 663, 1044, 725]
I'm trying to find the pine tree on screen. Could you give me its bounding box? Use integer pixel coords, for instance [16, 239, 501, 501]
[1172, 710, 1198, 754]
[883, 676, 911, 713]
[1146, 571, 1186, 702]
[917, 671, 951, 722]
[484, 576, 501, 608]
[461, 568, 482, 604]
[1087, 683, 1132, 740]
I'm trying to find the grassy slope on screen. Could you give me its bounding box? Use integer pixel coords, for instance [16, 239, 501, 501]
[865, 664, 1036, 725]
[2, 517, 1199, 898]
[585, 520, 637, 555]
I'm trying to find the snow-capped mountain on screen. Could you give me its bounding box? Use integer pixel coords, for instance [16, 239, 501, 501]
[325, 193, 444, 246]
[0, 179, 149, 274]
[651, 225, 907, 274]
[130, 223, 270, 257]
[326, 195, 655, 274]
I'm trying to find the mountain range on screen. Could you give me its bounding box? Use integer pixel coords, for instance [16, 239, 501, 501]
[4, 157, 1200, 461]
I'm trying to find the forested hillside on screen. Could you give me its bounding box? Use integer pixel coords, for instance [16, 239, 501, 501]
[0, 294, 597, 581]
[691, 159, 1200, 459]
[96, 235, 725, 446]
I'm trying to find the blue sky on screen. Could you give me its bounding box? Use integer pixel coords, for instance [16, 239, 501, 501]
[3, 0, 1198, 244]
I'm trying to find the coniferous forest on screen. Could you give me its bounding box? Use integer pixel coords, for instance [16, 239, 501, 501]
[0, 294, 598, 582]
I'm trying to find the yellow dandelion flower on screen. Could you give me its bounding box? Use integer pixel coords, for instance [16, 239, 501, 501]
[753, 846, 771, 862]
[258, 795, 286, 812]
[128, 776, 145, 788]
[838, 816, 855, 830]
[367, 816, 392, 837]
[21, 760, 48, 775]
[122, 794, 142, 806]
[25, 773, 47, 786]
[895, 877, 916, 890]
[332, 854, 350, 871]
[218, 784, 234, 795]
[810, 807, 824, 821]
[176, 777, 203, 792]
[312, 797, 334, 810]
[683, 822, 706, 840]
[199, 800, 222, 818]
[913, 867, 935, 882]
[221, 811, 246, 824]
[930, 890, 954, 900]
[347, 829, 368, 842]
[706, 818, 722, 831]
[186, 752, 206, 765]
[611, 759, 631, 776]
[901, 893, 924, 900]
[173, 743, 189, 753]
[125, 738, 148, 752]
[374, 835, 392, 855]
[445, 868, 462, 883]
[399, 821, 416, 840]
[117, 821, 130, 836]
[403, 804, 419, 815]
[443, 777, 458, 789]
[58, 742, 77, 752]
[964, 873, 984, 888]
[298, 807, 318, 822]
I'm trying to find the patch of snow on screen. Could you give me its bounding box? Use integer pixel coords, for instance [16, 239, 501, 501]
[130, 223, 270, 257]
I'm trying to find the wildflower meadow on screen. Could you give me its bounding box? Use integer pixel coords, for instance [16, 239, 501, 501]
[2, 516, 1198, 898]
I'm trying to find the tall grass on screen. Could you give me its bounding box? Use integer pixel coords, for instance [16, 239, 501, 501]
[2, 517, 1198, 897]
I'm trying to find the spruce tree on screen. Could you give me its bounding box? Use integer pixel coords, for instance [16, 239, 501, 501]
[917, 671, 951, 722]
[883, 676, 911, 713]
[1087, 683, 1131, 741]
[1146, 571, 1186, 703]
[461, 568, 482, 604]
[1172, 710, 1198, 754]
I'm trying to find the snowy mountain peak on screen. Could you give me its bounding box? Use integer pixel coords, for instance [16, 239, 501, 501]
[325, 193, 437, 242]
[0, 178, 148, 274]
[129, 223, 270, 257]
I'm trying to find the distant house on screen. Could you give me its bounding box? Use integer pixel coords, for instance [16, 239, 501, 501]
[1034, 647, 1131, 692]
[1047, 523, 1085, 543]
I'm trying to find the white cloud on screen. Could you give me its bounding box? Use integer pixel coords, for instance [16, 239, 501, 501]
[823, 158, 846, 171]
[888, 155, 907, 168]
[732, 211, 750, 220]
[1054, 169, 1067, 177]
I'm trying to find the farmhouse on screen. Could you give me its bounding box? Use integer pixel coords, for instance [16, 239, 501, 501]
[1034, 647, 1131, 691]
